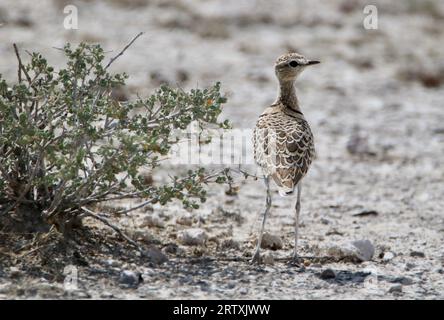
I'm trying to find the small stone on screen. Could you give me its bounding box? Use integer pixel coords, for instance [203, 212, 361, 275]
[320, 217, 331, 225]
[320, 269, 336, 279]
[260, 232, 283, 250]
[119, 270, 143, 287]
[262, 252, 274, 265]
[239, 287, 248, 295]
[68, 290, 91, 299]
[140, 214, 164, 228]
[388, 284, 402, 293]
[176, 213, 193, 226]
[144, 246, 168, 264]
[163, 243, 179, 254]
[100, 291, 114, 298]
[395, 277, 413, 286]
[220, 238, 240, 250]
[383, 251, 395, 262]
[177, 228, 208, 246]
[410, 251, 425, 258]
[405, 262, 416, 270]
[324, 239, 374, 262]
[105, 259, 119, 267]
[0, 283, 11, 294]
[9, 267, 21, 278]
[351, 240, 375, 261]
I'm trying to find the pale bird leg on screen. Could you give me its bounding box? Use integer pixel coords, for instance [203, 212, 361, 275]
[292, 182, 302, 264]
[251, 176, 272, 264]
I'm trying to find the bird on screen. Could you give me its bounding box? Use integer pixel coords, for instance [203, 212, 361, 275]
[252, 52, 319, 264]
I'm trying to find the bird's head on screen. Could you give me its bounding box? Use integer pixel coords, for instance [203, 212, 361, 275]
[274, 52, 320, 82]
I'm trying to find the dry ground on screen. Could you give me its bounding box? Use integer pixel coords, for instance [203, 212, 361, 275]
[0, 0, 443, 299]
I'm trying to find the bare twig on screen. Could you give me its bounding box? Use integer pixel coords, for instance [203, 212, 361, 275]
[104, 32, 144, 70]
[80, 206, 143, 252]
[13, 43, 32, 84]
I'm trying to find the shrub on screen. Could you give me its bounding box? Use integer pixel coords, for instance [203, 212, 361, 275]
[0, 34, 230, 238]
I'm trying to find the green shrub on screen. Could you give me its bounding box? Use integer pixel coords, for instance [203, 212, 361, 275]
[0, 38, 230, 235]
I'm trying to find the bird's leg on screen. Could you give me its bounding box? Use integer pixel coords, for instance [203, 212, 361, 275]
[291, 183, 302, 265]
[251, 176, 272, 264]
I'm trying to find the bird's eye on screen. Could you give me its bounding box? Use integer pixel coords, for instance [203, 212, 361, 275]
[289, 61, 299, 67]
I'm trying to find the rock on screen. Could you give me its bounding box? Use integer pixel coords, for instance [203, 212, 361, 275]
[320, 217, 331, 225]
[163, 243, 179, 254]
[0, 283, 11, 294]
[394, 277, 413, 286]
[239, 287, 248, 295]
[177, 228, 208, 246]
[105, 259, 119, 267]
[262, 252, 275, 265]
[388, 284, 402, 293]
[144, 246, 168, 264]
[220, 238, 240, 250]
[140, 214, 164, 228]
[320, 269, 336, 279]
[410, 251, 425, 258]
[351, 240, 375, 261]
[352, 210, 378, 217]
[9, 267, 22, 278]
[382, 251, 395, 262]
[119, 270, 143, 287]
[405, 262, 416, 270]
[100, 291, 114, 298]
[260, 232, 283, 250]
[176, 212, 193, 226]
[323, 239, 375, 262]
[67, 290, 91, 299]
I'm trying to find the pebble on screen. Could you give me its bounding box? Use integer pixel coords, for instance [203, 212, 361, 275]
[105, 259, 119, 267]
[220, 238, 240, 250]
[144, 246, 168, 264]
[176, 213, 193, 226]
[100, 291, 114, 298]
[395, 277, 413, 286]
[382, 251, 395, 262]
[405, 262, 416, 270]
[320, 269, 336, 280]
[9, 267, 22, 278]
[410, 251, 425, 258]
[239, 287, 248, 295]
[351, 240, 375, 261]
[260, 232, 283, 250]
[324, 239, 375, 262]
[140, 214, 164, 228]
[388, 284, 403, 293]
[320, 217, 331, 225]
[262, 252, 275, 265]
[163, 243, 179, 254]
[119, 270, 143, 287]
[177, 228, 208, 246]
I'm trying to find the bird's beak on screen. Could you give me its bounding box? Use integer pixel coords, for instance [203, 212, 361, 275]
[307, 60, 321, 65]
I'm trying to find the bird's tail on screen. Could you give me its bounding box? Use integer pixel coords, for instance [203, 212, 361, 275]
[277, 186, 296, 197]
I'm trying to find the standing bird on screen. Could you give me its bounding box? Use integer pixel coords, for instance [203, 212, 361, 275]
[252, 53, 319, 264]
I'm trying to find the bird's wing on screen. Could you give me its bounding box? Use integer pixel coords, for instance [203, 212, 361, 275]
[254, 112, 315, 192]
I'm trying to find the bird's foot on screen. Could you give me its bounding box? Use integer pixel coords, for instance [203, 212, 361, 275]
[250, 251, 261, 264]
[289, 253, 303, 267]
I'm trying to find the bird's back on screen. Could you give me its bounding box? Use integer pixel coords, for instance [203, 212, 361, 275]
[254, 103, 315, 196]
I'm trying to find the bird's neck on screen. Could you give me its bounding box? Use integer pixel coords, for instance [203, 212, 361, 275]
[276, 79, 300, 112]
